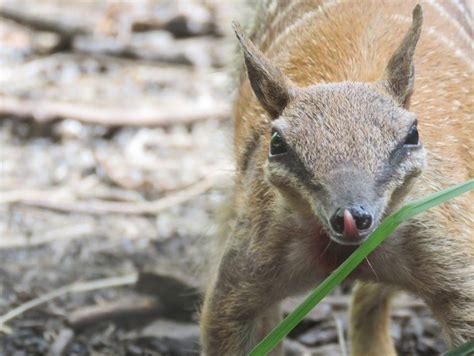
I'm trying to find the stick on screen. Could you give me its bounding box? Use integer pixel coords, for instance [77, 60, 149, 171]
[0, 274, 138, 332]
[333, 313, 348, 356]
[0, 222, 96, 249]
[68, 296, 161, 329]
[0, 96, 230, 127]
[0, 176, 215, 215]
[0, 5, 88, 37]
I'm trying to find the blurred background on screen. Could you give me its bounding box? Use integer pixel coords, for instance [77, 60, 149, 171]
[0, 1, 448, 355]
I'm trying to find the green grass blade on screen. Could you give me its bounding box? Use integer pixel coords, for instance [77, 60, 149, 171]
[444, 340, 474, 356]
[250, 179, 474, 355]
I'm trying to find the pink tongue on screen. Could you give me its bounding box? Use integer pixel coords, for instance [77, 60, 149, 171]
[343, 209, 358, 238]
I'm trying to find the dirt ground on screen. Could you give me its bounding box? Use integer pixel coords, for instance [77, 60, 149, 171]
[0, 1, 449, 355]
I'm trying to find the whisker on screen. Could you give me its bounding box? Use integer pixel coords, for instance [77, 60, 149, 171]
[365, 256, 379, 282]
[319, 239, 332, 258]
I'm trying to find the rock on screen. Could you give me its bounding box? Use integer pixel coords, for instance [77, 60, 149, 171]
[284, 338, 308, 356]
[73, 32, 221, 67]
[285, 340, 346, 356]
[135, 271, 200, 321]
[298, 326, 338, 346]
[140, 319, 199, 340]
[306, 344, 343, 356]
[130, 320, 200, 355]
[283, 297, 332, 323]
[0, 19, 63, 62]
[391, 320, 402, 341]
[50, 328, 74, 356]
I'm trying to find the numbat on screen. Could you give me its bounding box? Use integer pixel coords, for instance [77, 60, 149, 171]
[200, 1, 473, 355]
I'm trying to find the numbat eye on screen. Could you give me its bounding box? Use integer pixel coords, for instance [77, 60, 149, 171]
[270, 130, 287, 156]
[404, 124, 420, 146]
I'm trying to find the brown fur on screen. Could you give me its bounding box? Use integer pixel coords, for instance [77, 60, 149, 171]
[200, 1, 473, 355]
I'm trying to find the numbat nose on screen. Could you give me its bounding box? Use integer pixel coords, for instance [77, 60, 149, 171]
[330, 207, 373, 238]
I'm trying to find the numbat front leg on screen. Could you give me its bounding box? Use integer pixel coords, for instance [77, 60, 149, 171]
[200, 238, 285, 355]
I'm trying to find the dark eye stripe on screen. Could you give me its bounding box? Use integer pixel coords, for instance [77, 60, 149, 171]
[271, 144, 322, 192]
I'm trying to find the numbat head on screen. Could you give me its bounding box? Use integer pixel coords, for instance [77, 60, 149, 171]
[233, 6, 424, 245]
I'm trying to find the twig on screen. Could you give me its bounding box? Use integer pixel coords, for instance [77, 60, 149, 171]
[0, 96, 230, 127]
[0, 188, 72, 205]
[0, 222, 96, 249]
[0, 4, 89, 37]
[0, 176, 215, 215]
[0, 274, 138, 333]
[333, 313, 348, 356]
[68, 296, 161, 329]
[286, 294, 426, 310]
[50, 328, 74, 356]
[323, 294, 426, 309]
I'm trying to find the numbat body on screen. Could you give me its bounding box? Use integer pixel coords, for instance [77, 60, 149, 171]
[200, 1, 473, 355]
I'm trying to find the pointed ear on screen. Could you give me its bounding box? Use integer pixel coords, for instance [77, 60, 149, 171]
[381, 4, 423, 108]
[233, 21, 293, 118]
